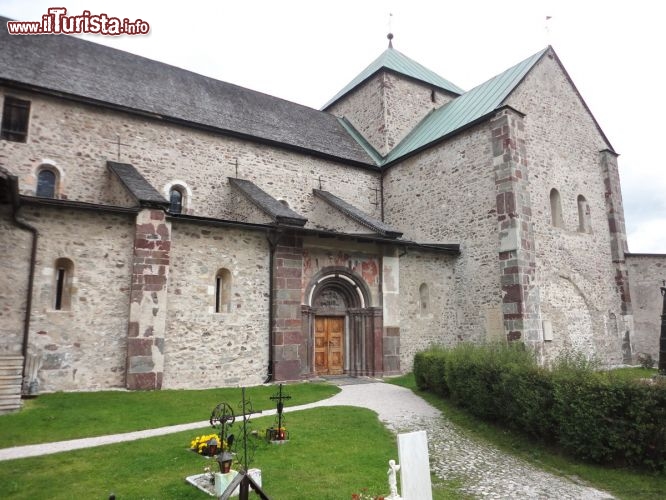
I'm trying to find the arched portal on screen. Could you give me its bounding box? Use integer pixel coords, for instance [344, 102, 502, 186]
[302, 267, 382, 377]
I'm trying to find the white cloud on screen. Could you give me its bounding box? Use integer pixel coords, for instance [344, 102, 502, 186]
[628, 219, 666, 254]
[2, 0, 665, 253]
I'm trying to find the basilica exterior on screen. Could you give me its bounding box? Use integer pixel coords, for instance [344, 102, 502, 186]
[1, 20, 659, 400]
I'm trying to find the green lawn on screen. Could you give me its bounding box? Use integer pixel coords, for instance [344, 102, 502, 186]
[3, 375, 661, 499]
[0, 383, 338, 447]
[0, 403, 461, 499]
[604, 366, 660, 382]
[387, 373, 666, 500]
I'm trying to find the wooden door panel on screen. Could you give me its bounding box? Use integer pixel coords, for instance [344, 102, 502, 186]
[313, 316, 345, 375]
[315, 317, 327, 374]
[328, 317, 344, 375]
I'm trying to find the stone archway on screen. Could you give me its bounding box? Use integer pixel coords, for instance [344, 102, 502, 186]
[302, 267, 383, 377]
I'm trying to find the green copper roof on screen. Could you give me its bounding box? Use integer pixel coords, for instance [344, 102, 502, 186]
[382, 47, 549, 165]
[322, 48, 465, 110]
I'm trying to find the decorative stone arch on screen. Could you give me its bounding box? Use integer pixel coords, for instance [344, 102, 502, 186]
[302, 267, 382, 377]
[305, 267, 371, 309]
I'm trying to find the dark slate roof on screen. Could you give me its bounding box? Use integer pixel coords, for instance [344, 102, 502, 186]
[228, 177, 308, 227]
[107, 161, 168, 209]
[0, 17, 374, 167]
[313, 189, 403, 239]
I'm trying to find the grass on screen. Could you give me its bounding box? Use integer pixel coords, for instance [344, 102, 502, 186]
[0, 407, 397, 499]
[387, 373, 666, 500]
[6, 373, 662, 498]
[0, 383, 338, 447]
[604, 366, 660, 382]
[0, 382, 465, 499]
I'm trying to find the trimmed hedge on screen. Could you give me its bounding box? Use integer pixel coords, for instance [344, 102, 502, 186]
[414, 344, 666, 471]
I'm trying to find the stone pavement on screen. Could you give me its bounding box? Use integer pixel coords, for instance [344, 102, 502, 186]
[0, 378, 614, 499]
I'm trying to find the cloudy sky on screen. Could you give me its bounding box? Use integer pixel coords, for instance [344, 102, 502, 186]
[2, 0, 665, 253]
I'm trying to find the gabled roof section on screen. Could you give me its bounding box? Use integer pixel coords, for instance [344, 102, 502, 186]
[313, 189, 403, 239]
[0, 17, 374, 167]
[229, 178, 308, 227]
[322, 47, 465, 110]
[383, 47, 549, 165]
[107, 161, 168, 209]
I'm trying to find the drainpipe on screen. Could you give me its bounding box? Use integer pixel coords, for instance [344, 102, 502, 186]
[5, 175, 38, 394]
[264, 229, 283, 383]
[380, 173, 385, 221]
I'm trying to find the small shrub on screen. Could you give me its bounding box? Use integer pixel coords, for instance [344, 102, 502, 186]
[638, 353, 655, 369]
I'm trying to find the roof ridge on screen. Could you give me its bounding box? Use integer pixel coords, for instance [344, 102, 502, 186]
[382, 47, 549, 165]
[322, 47, 464, 110]
[0, 21, 375, 167]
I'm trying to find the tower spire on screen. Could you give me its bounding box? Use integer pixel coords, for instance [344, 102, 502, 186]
[387, 12, 394, 48]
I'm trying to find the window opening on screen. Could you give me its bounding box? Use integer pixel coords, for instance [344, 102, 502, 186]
[550, 188, 563, 228]
[36, 169, 56, 198]
[1, 96, 30, 142]
[169, 188, 183, 214]
[55, 267, 66, 310]
[215, 268, 232, 313]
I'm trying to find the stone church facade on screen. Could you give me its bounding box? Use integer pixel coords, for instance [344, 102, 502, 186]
[0, 22, 661, 395]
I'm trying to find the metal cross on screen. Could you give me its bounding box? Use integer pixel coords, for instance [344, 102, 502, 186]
[269, 383, 292, 431]
[108, 135, 130, 161]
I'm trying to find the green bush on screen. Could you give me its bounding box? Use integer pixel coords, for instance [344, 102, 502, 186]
[414, 347, 449, 396]
[414, 343, 666, 471]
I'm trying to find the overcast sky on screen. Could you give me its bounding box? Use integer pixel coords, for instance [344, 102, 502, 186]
[2, 0, 665, 254]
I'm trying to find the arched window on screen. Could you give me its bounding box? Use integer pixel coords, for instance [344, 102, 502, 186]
[53, 258, 74, 311]
[577, 195, 591, 233]
[549, 188, 563, 228]
[36, 168, 57, 198]
[215, 268, 232, 313]
[169, 187, 183, 214]
[419, 283, 429, 315]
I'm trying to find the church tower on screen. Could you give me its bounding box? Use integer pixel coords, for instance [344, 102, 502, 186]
[323, 35, 464, 156]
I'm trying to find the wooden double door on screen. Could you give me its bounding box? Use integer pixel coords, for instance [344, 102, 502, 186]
[314, 316, 344, 375]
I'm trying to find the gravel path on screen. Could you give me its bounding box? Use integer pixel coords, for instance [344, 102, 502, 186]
[321, 382, 614, 499]
[0, 379, 615, 499]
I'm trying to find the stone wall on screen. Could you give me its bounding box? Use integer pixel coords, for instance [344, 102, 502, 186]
[505, 53, 629, 364]
[0, 88, 382, 229]
[383, 124, 503, 344]
[301, 238, 381, 306]
[398, 250, 457, 371]
[163, 221, 270, 388]
[0, 206, 31, 354]
[126, 209, 171, 390]
[18, 205, 134, 392]
[327, 72, 454, 156]
[627, 253, 666, 361]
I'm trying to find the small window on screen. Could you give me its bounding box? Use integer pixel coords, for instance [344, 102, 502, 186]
[1, 96, 31, 142]
[577, 195, 591, 233]
[53, 258, 74, 311]
[169, 187, 183, 214]
[549, 188, 563, 228]
[419, 283, 429, 315]
[36, 168, 57, 198]
[215, 268, 232, 313]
